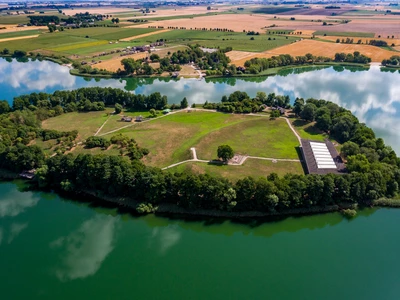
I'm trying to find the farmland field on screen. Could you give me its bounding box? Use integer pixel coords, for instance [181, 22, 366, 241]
[0, 29, 42, 39]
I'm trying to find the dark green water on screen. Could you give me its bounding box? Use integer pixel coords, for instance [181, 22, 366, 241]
[1, 181, 399, 300]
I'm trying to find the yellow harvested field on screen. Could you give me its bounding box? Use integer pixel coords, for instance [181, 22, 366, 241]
[95, 52, 148, 72]
[0, 34, 39, 43]
[133, 14, 318, 33]
[120, 29, 170, 41]
[179, 65, 199, 77]
[318, 35, 400, 46]
[228, 39, 398, 65]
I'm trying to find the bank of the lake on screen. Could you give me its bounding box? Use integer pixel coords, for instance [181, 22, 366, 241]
[2, 180, 400, 300]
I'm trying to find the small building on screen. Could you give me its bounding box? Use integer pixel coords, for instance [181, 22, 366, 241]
[162, 109, 171, 114]
[135, 115, 143, 122]
[121, 116, 132, 122]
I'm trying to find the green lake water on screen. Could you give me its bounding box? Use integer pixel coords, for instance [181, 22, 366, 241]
[1, 181, 399, 300]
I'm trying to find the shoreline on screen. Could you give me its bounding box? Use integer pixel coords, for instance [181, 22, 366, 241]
[2, 172, 396, 220]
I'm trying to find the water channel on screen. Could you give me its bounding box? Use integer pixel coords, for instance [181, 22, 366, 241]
[1, 58, 400, 299]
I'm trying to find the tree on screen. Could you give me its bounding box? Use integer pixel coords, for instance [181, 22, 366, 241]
[0, 100, 11, 114]
[115, 103, 123, 114]
[121, 58, 138, 74]
[150, 53, 160, 62]
[149, 108, 156, 117]
[180, 97, 188, 109]
[2, 48, 10, 55]
[217, 145, 234, 162]
[300, 103, 317, 122]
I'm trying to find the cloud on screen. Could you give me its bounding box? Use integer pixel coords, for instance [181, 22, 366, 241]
[0, 190, 40, 218]
[50, 215, 118, 281]
[7, 222, 28, 244]
[150, 225, 181, 255]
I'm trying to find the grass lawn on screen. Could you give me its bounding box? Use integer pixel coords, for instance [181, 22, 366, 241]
[97, 110, 153, 134]
[61, 27, 160, 40]
[42, 109, 113, 142]
[102, 111, 261, 167]
[313, 31, 375, 38]
[194, 117, 299, 160]
[167, 159, 304, 182]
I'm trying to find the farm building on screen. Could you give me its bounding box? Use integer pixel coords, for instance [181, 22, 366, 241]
[135, 116, 143, 122]
[121, 116, 132, 122]
[300, 139, 346, 175]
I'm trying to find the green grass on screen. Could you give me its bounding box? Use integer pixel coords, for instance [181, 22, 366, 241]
[61, 27, 160, 40]
[290, 119, 327, 141]
[0, 15, 30, 24]
[314, 31, 375, 38]
[194, 117, 299, 160]
[100, 111, 303, 167]
[42, 109, 114, 142]
[0, 29, 42, 39]
[167, 159, 304, 182]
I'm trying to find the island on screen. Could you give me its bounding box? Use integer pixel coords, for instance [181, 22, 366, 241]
[0, 87, 399, 219]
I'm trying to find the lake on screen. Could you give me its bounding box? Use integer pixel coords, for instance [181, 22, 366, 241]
[1, 181, 399, 299]
[1, 58, 400, 299]
[1, 58, 400, 152]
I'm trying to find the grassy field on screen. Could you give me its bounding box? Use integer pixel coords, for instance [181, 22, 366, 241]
[42, 109, 113, 142]
[167, 159, 304, 182]
[99, 111, 301, 168]
[195, 117, 299, 160]
[0, 27, 162, 56]
[290, 119, 327, 141]
[313, 31, 375, 38]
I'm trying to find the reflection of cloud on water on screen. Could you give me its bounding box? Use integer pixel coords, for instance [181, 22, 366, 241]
[7, 222, 28, 244]
[0, 192, 40, 218]
[50, 215, 118, 281]
[150, 225, 181, 255]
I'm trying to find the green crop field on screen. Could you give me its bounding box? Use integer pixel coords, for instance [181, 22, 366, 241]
[0, 29, 42, 39]
[251, 7, 300, 14]
[127, 29, 298, 52]
[0, 15, 30, 24]
[314, 31, 375, 38]
[62, 27, 160, 40]
[167, 159, 304, 182]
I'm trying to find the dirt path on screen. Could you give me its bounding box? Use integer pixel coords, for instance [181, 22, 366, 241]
[0, 34, 39, 43]
[94, 115, 112, 136]
[281, 117, 302, 145]
[120, 29, 170, 41]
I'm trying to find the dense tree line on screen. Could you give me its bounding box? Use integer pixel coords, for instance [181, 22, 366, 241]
[28, 15, 60, 25]
[12, 88, 168, 117]
[1, 89, 400, 215]
[203, 91, 290, 113]
[334, 51, 371, 64]
[243, 52, 371, 75]
[382, 55, 400, 67]
[243, 54, 331, 74]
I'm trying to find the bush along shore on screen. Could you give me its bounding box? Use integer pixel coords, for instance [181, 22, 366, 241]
[1, 87, 400, 218]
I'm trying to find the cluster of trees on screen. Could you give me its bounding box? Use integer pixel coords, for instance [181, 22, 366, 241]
[120, 45, 231, 76]
[2, 89, 400, 216]
[85, 136, 111, 149]
[333, 51, 371, 64]
[368, 40, 388, 47]
[110, 134, 149, 160]
[382, 55, 400, 67]
[11, 88, 168, 117]
[28, 15, 60, 25]
[203, 91, 290, 113]
[243, 54, 331, 74]
[0, 49, 28, 57]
